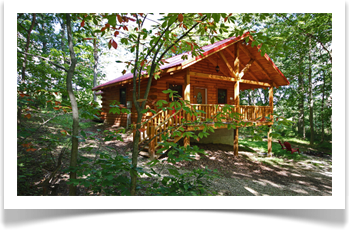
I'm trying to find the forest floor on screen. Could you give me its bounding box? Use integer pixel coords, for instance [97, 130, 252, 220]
[18, 119, 332, 196]
[80, 122, 332, 196]
[113, 131, 332, 196]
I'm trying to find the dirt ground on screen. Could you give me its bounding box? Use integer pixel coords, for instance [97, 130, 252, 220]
[106, 130, 332, 196]
[50, 123, 331, 196]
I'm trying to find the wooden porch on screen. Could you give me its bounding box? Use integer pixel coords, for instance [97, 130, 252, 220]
[137, 103, 274, 159]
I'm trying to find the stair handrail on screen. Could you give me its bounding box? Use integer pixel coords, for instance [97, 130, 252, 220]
[154, 108, 183, 130]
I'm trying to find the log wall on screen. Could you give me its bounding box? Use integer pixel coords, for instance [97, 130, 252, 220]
[100, 65, 237, 127]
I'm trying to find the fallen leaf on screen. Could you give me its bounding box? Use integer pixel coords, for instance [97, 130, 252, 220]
[26, 148, 37, 152]
[60, 130, 68, 136]
[21, 143, 31, 148]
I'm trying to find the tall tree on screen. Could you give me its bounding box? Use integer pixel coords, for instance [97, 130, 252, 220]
[308, 37, 314, 145]
[20, 13, 36, 83]
[65, 13, 78, 195]
[298, 53, 305, 139]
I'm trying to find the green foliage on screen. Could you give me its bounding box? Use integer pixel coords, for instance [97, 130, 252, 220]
[148, 167, 217, 196]
[66, 150, 133, 196]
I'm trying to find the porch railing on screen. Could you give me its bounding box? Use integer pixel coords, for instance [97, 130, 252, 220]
[137, 104, 272, 157]
[190, 104, 272, 122]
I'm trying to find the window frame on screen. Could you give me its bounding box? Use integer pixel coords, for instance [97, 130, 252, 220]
[119, 87, 127, 106]
[167, 83, 183, 102]
[217, 88, 227, 104]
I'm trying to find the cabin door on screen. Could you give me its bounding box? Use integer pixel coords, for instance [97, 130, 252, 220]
[193, 88, 206, 104]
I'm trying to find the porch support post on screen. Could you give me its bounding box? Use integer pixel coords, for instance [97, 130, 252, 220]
[234, 128, 239, 156]
[233, 43, 240, 157]
[267, 125, 272, 157]
[267, 86, 274, 157]
[184, 136, 190, 148]
[269, 86, 274, 121]
[184, 69, 190, 147]
[184, 69, 190, 102]
[233, 80, 240, 156]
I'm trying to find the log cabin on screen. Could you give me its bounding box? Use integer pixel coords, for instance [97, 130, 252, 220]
[92, 32, 289, 158]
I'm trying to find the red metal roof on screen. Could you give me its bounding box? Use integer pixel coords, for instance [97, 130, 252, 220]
[93, 31, 288, 90]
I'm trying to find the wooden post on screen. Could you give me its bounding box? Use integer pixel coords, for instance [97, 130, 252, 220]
[269, 86, 274, 121]
[234, 128, 239, 156]
[149, 125, 155, 160]
[184, 136, 190, 148]
[184, 69, 190, 102]
[185, 69, 191, 123]
[267, 86, 273, 157]
[267, 125, 272, 157]
[233, 43, 240, 157]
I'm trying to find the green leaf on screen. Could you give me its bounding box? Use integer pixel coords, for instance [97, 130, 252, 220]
[162, 177, 170, 185]
[108, 15, 116, 26]
[141, 108, 149, 114]
[161, 21, 167, 28]
[156, 100, 168, 107]
[162, 89, 171, 94]
[184, 184, 189, 190]
[106, 174, 114, 181]
[212, 14, 220, 23]
[168, 168, 180, 176]
[81, 130, 87, 138]
[168, 15, 177, 26]
[107, 40, 112, 49]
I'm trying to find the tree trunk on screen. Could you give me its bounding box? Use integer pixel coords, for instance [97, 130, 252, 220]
[18, 13, 36, 125]
[130, 117, 141, 196]
[308, 38, 314, 145]
[60, 19, 69, 103]
[65, 13, 78, 196]
[319, 47, 326, 143]
[21, 13, 36, 83]
[321, 70, 325, 143]
[93, 38, 98, 102]
[298, 54, 305, 139]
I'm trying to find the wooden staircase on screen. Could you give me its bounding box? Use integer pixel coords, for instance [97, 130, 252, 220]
[137, 107, 187, 158]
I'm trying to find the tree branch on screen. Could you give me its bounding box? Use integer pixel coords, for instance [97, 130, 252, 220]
[278, 13, 332, 63]
[21, 13, 36, 83]
[17, 50, 68, 72]
[156, 15, 207, 63]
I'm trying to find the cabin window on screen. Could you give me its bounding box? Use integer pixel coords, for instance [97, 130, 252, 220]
[120, 88, 127, 106]
[218, 89, 227, 104]
[168, 84, 183, 101]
